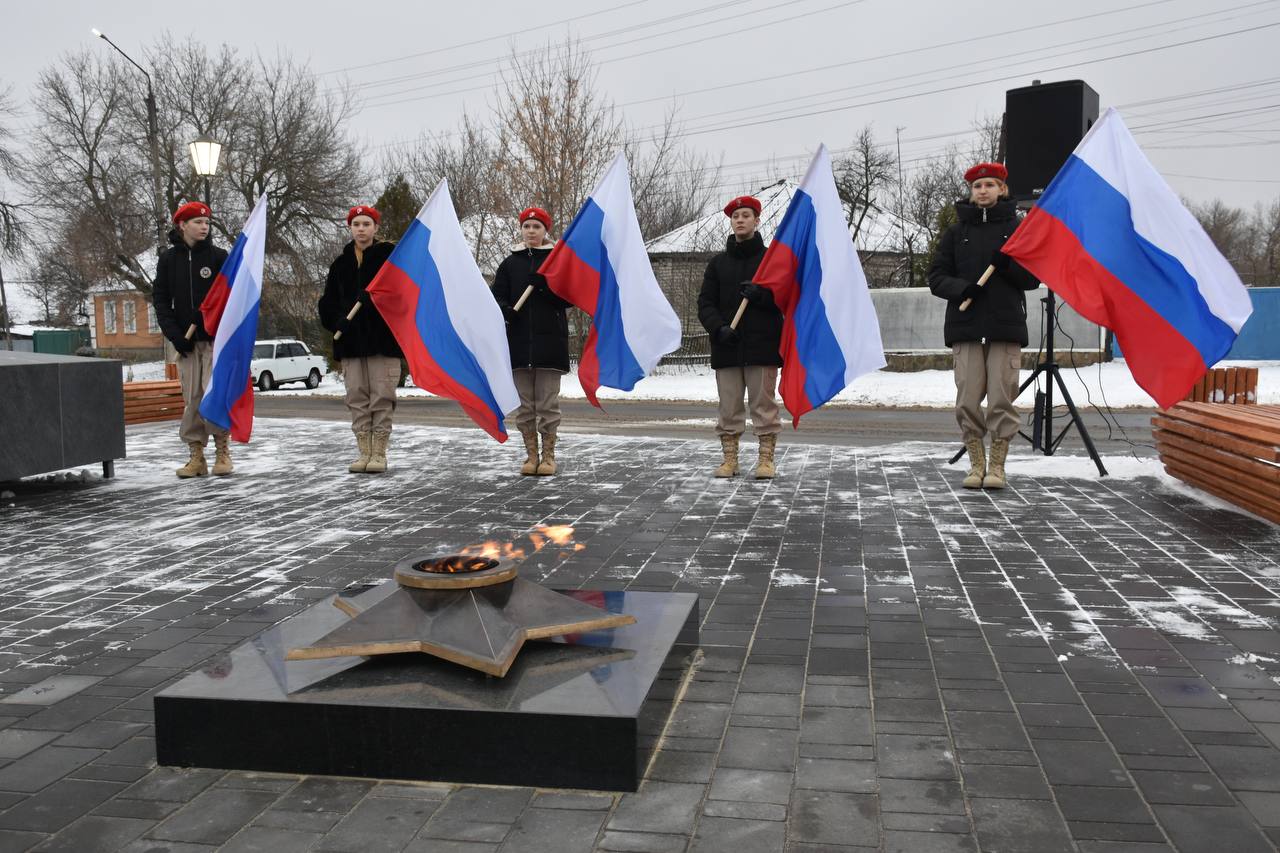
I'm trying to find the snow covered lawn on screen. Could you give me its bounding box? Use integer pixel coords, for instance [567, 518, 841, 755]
[120, 358, 1280, 409]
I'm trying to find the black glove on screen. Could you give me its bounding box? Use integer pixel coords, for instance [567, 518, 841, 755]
[501, 306, 518, 324]
[528, 273, 548, 293]
[335, 316, 352, 336]
[961, 283, 984, 302]
[714, 325, 739, 346]
[990, 250, 1012, 272]
[172, 336, 195, 355]
[739, 282, 773, 307]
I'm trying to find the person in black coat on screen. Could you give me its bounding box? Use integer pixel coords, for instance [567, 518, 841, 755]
[928, 162, 1040, 490]
[318, 205, 401, 474]
[697, 194, 783, 479]
[152, 201, 232, 479]
[491, 207, 571, 476]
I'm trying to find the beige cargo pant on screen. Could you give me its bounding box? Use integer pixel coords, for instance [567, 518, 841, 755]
[177, 341, 227, 445]
[342, 355, 399, 434]
[512, 368, 563, 434]
[715, 365, 781, 437]
[953, 341, 1022, 441]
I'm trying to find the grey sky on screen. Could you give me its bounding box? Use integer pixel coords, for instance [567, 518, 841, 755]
[3, 0, 1279, 212]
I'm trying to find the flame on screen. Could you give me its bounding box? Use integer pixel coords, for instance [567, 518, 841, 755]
[457, 524, 583, 561]
[458, 540, 525, 560]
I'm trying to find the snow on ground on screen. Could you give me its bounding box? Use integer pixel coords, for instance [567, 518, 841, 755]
[117, 359, 1280, 409]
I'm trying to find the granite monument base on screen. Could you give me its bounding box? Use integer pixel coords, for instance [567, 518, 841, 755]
[154, 584, 699, 791]
[0, 351, 124, 481]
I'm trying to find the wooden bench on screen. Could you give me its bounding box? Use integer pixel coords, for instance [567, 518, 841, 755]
[1184, 366, 1258, 404]
[1153, 402, 1280, 524]
[123, 380, 185, 426]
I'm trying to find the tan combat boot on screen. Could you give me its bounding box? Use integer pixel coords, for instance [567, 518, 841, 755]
[962, 437, 986, 489]
[983, 438, 1009, 489]
[348, 431, 372, 473]
[536, 431, 557, 476]
[519, 428, 540, 476]
[211, 434, 234, 476]
[754, 433, 777, 479]
[176, 443, 207, 479]
[714, 434, 740, 477]
[365, 430, 389, 474]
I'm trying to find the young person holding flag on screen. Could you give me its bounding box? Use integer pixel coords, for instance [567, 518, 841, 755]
[927, 162, 1040, 490]
[491, 207, 571, 476]
[151, 201, 230, 478]
[697, 195, 783, 479]
[318, 205, 401, 474]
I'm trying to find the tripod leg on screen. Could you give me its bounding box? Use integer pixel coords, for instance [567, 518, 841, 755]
[1049, 366, 1108, 476]
[948, 445, 966, 464]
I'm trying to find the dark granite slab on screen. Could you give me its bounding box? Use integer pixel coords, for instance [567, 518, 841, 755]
[154, 583, 699, 791]
[0, 351, 124, 481]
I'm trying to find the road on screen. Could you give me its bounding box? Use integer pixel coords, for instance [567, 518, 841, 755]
[256, 393, 1158, 456]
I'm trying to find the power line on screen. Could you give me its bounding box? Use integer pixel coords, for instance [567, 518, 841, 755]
[661, 20, 1280, 141]
[630, 2, 1270, 140]
[317, 0, 657, 76]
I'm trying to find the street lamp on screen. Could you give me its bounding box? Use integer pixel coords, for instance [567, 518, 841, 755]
[188, 134, 222, 203]
[91, 27, 165, 253]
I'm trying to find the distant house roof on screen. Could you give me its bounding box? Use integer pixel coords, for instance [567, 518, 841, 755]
[645, 180, 927, 255]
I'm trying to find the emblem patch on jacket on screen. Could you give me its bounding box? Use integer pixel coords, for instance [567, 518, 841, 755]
[199, 267, 212, 279]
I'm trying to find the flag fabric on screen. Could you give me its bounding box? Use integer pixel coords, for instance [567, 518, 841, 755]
[1001, 107, 1253, 409]
[198, 193, 267, 443]
[367, 179, 518, 442]
[539, 153, 681, 407]
[751, 144, 886, 427]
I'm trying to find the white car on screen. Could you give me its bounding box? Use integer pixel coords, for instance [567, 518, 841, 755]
[250, 339, 329, 391]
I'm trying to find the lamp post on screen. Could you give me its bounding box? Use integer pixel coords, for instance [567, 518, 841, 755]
[91, 28, 165, 253]
[188, 134, 222, 204]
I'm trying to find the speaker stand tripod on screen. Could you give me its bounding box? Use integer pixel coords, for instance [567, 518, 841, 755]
[947, 292, 1108, 476]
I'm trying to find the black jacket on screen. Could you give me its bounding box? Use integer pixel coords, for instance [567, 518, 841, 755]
[491, 243, 571, 373]
[318, 240, 401, 361]
[928, 199, 1040, 347]
[697, 233, 782, 369]
[151, 230, 228, 345]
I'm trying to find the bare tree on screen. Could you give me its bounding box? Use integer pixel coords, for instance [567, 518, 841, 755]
[25, 41, 367, 300]
[626, 107, 721, 240]
[833, 125, 898, 243]
[390, 114, 510, 274]
[0, 82, 29, 346]
[965, 112, 1004, 165]
[491, 39, 625, 231]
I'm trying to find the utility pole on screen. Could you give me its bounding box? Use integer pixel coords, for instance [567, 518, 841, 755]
[92, 28, 166, 254]
[0, 262, 12, 351]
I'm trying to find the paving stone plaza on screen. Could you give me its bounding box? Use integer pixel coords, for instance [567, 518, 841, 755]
[1, 418, 1279, 852]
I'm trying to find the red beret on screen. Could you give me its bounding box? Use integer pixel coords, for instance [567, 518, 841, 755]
[172, 202, 210, 223]
[519, 207, 551, 230]
[723, 195, 761, 217]
[347, 205, 380, 226]
[964, 162, 1008, 184]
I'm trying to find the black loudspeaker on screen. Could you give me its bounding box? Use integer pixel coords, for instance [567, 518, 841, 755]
[1004, 80, 1099, 201]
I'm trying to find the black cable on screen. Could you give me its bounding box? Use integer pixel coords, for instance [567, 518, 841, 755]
[1053, 307, 1156, 457]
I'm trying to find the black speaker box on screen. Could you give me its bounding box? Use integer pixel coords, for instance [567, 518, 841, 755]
[1004, 80, 1099, 201]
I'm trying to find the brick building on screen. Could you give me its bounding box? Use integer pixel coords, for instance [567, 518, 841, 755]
[92, 289, 164, 359]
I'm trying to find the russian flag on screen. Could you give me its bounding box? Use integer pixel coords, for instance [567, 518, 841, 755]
[539, 153, 681, 407]
[752, 144, 886, 427]
[198, 194, 266, 443]
[367, 179, 518, 442]
[1003, 108, 1252, 409]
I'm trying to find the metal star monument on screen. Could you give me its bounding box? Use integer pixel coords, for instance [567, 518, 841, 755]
[286, 554, 635, 677]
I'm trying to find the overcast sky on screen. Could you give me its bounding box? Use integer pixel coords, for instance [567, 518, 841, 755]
[3, 0, 1279, 213]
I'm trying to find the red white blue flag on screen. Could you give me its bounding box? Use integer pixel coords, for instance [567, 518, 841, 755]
[539, 153, 681, 407]
[752, 144, 886, 427]
[198, 194, 266, 443]
[1003, 108, 1253, 409]
[367, 179, 518, 442]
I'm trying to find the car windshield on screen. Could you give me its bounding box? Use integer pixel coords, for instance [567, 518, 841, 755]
[252, 344, 273, 359]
